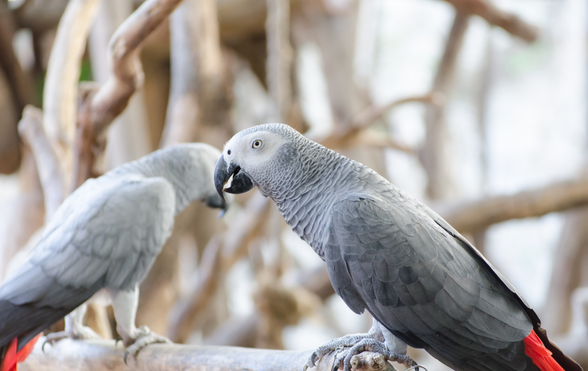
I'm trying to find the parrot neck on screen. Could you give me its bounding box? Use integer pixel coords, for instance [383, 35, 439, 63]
[271, 146, 357, 256]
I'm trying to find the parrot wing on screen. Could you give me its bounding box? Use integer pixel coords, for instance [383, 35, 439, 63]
[324, 193, 538, 370]
[0, 175, 176, 350]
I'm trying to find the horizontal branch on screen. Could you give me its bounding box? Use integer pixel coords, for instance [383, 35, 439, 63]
[441, 0, 539, 42]
[441, 178, 588, 234]
[21, 338, 397, 371]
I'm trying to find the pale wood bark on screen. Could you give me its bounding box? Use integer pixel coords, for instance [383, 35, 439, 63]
[21, 338, 397, 371]
[89, 0, 152, 170]
[43, 0, 102, 189]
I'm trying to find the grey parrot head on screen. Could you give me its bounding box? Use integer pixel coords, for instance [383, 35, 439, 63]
[214, 124, 311, 201]
[165, 143, 231, 214]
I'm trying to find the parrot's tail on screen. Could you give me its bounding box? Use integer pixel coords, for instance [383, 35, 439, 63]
[524, 330, 565, 371]
[0, 334, 41, 371]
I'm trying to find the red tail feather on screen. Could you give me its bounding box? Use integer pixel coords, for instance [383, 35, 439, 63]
[524, 329, 565, 371]
[0, 334, 41, 371]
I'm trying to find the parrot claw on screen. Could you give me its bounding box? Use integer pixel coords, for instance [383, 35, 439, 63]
[303, 332, 380, 371]
[122, 326, 172, 365]
[330, 338, 419, 371]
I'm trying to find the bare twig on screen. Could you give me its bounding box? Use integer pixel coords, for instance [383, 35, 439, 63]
[17, 105, 66, 219]
[21, 338, 396, 371]
[441, 0, 539, 43]
[318, 94, 439, 151]
[441, 178, 588, 234]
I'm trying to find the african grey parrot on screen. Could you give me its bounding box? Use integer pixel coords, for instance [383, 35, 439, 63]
[213, 124, 581, 371]
[0, 143, 227, 371]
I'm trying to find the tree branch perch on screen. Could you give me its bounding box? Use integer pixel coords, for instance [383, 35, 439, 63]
[21, 338, 397, 371]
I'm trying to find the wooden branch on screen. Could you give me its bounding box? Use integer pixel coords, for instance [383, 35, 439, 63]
[72, 0, 184, 189]
[17, 105, 66, 219]
[43, 0, 101, 186]
[266, 0, 292, 121]
[13, 0, 69, 33]
[541, 206, 588, 334]
[441, 178, 588, 234]
[21, 338, 398, 371]
[0, 1, 34, 116]
[441, 0, 539, 43]
[420, 12, 469, 200]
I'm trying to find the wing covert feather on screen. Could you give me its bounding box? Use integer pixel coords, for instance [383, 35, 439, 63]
[324, 194, 536, 369]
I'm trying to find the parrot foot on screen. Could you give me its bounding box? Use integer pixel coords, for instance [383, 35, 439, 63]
[303, 331, 384, 371]
[123, 326, 171, 365]
[331, 338, 418, 371]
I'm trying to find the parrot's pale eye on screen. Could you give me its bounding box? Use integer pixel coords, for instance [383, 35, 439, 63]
[252, 139, 263, 149]
[227, 150, 231, 155]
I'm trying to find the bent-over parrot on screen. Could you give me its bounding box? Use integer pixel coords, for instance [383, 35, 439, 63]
[213, 123, 581, 371]
[0, 143, 227, 371]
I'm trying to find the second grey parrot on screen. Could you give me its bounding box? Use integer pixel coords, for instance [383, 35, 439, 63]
[213, 124, 581, 371]
[0, 143, 227, 370]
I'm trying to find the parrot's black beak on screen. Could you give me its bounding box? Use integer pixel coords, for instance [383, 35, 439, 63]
[214, 156, 254, 201]
[204, 193, 229, 218]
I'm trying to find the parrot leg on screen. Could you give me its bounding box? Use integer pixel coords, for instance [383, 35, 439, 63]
[43, 303, 100, 349]
[110, 287, 171, 364]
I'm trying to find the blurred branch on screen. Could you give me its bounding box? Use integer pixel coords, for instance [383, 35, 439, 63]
[318, 94, 439, 152]
[21, 338, 396, 371]
[265, 0, 292, 121]
[441, 0, 539, 43]
[420, 12, 469, 200]
[13, 0, 69, 33]
[167, 192, 271, 343]
[442, 178, 588, 234]
[72, 0, 184, 189]
[0, 1, 34, 117]
[541, 206, 588, 335]
[205, 266, 334, 347]
[17, 105, 66, 219]
[43, 0, 101, 187]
